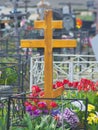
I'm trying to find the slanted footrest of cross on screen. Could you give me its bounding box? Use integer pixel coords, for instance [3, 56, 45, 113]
[41, 86, 63, 109]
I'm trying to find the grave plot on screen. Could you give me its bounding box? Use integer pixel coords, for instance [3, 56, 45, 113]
[0, 5, 98, 130]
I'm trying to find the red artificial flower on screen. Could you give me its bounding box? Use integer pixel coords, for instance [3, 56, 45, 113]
[33, 98, 39, 103]
[77, 85, 82, 91]
[24, 101, 30, 106]
[32, 93, 38, 97]
[95, 81, 98, 86]
[63, 79, 69, 85]
[72, 81, 79, 88]
[53, 81, 64, 89]
[32, 85, 41, 93]
[53, 84, 56, 89]
[91, 85, 97, 91]
[56, 81, 64, 87]
[37, 102, 47, 109]
[39, 91, 44, 97]
[68, 82, 73, 87]
[75, 78, 97, 92]
[83, 87, 89, 92]
[31, 105, 37, 111]
[94, 81, 98, 91]
[50, 101, 58, 108]
[81, 78, 87, 83]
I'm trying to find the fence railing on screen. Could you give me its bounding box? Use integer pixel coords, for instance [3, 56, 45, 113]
[30, 54, 98, 90]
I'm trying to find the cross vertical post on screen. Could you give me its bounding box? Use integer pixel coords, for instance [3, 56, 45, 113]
[44, 10, 53, 98]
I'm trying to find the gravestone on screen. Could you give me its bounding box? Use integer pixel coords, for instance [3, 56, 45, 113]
[0, 85, 13, 97]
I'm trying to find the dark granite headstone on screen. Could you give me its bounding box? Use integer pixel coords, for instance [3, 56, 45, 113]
[0, 85, 13, 97]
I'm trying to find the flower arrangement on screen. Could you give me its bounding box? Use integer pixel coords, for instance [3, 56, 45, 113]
[24, 84, 60, 117]
[24, 78, 98, 129]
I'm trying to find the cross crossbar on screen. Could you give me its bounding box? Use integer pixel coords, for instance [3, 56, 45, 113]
[21, 39, 76, 48]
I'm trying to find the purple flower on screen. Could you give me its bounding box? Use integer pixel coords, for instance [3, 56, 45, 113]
[63, 108, 79, 127]
[51, 109, 60, 116]
[29, 111, 33, 116]
[43, 109, 49, 114]
[26, 106, 32, 112]
[58, 108, 79, 128]
[33, 109, 42, 117]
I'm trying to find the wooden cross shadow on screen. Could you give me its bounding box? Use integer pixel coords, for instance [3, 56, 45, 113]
[21, 10, 76, 109]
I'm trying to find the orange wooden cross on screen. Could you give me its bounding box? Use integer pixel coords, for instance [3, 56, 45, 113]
[21, 10, 76, 108]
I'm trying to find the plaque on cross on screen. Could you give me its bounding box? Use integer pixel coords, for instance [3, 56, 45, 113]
[21, 10, 76, 108]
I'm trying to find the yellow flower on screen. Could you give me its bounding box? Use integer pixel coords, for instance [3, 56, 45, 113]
[63, 91, 67, 96]
[94, 112, 98, 124]
[94, 116, 98, 124]
[87, 113, 96, 124]
[87, 117, 93, 124]
[96, 91, 98, 96]
[88, 104, 95, 112]
[87, 113, 98, 124]
[63, 91, 67, 98]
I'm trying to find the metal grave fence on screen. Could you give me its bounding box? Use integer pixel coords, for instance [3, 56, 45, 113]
[3, 93, 88, 130]
[0, 54, 30, 96]
[30, 54, 98, 90]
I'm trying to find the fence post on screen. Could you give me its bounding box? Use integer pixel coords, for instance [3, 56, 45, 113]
[84, 98, 88, 130]
[69, 58, 73, 82]
[7, 97, 11, 130]
[30, 57, 33, 92]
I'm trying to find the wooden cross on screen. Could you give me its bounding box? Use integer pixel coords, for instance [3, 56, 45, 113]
[21, 10, 76, 108]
